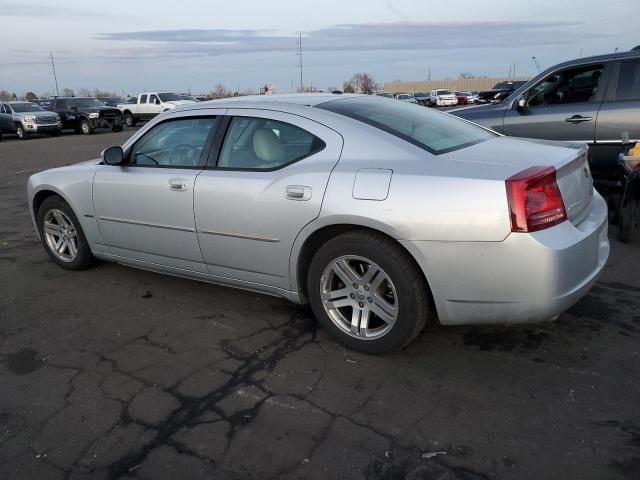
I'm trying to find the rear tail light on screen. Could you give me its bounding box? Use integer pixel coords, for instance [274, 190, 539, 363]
[505, 166, 567, 232]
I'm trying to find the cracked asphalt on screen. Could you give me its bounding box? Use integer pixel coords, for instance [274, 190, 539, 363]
[1, 130, 639, 480]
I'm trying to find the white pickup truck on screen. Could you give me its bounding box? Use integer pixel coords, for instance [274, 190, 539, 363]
[117, 92, 197, 127]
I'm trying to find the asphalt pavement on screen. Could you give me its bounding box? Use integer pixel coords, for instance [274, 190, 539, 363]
[0, 129, 639, 480]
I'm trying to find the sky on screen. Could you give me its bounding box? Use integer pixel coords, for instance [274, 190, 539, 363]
[0, 0, 638, 96]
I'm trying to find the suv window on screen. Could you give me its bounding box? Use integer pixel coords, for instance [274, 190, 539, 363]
[128, 117, 217, 168]
[217, 117, 325, 170]
[526, 64, 604, 107]
[140, 94, 148, 103]
[149, 95, 159, 104]
[615, 59, 640, 101]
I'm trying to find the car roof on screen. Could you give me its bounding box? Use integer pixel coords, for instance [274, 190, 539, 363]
[194, 93, 361, 109]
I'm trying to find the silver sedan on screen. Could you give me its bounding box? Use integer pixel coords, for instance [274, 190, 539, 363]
[27, 94, 609, 354]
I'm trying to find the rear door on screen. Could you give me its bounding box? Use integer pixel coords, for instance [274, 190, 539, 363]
[593, 57, 640, 179]
[194, 109, 343, 290]
[502, 62, 611, 148]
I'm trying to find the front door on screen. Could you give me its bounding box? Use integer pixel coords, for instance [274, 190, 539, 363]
[194, 109, 343, 290]
[93, 114, 219, 272]
[502, 62, 609, 146]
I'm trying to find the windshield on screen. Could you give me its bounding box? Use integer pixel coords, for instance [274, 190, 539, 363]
[436, 90, 452, 95]
[318, 97, 496, 155]
[397, 94, 412, 99]
[158, 93, 181, 101]
[414, 92, 426, 96]
[10, 103, 44, 112]
[72, 98, 106, 108]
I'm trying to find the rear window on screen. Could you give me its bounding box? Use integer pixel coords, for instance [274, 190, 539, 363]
[317, 97, 496, 155]
[615, 59, 640, 101]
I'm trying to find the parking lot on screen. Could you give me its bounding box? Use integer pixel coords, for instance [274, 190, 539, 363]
[0, 130, 639, 480]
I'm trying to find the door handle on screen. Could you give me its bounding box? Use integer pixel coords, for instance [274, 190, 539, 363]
[565, 115, 593, 124]
[168, 178, 188, 191]
[285, 185, 312, 201]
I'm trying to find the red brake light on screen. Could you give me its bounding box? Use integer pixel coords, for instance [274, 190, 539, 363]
[505, 166, 567, 232]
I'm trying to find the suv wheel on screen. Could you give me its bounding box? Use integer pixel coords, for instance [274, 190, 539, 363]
[307, 230, 430, 354]
[124, 113, 136, 128]
[37, 196, 95, 270]
[80, 119, 93, 135]
[16, 123, 29, 140]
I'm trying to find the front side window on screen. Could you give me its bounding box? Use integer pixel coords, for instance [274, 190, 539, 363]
[149, 95, 159, 104]
[525, 64, 604, 107]
[615, 59, 640, 101]
[128, 117, 216, 168]
[318, 97, 495, 155]
[217, 117, 325, 170]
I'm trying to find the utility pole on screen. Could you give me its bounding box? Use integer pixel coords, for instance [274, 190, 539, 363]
[427, 67, 431, 81]
[532, 56, 542, 74]
[297, 33, 303, 92]
[50, 52, 60, 97]
[513, 62, 516, 79]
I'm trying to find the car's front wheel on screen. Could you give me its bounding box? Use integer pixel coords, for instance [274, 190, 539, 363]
[37, 196, 95, 270]
[80, 119, 93, 135]
[16, 123, 29, 140]
[307, 230, 430, 354]
[124, 113, 136, 128]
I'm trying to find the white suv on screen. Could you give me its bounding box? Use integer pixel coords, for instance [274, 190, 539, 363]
[428, 89, 458, 107]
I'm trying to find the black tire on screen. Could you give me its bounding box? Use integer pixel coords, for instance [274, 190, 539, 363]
[36, 196, 95, 270]
[124, 113, 136, 128]
[618, 195, 638, 243]
[307, 230, 430, 354]
[16, 123, 29, 140]
[80, 119, 93, 135]
[50, 130, 60, 137]
[0, 131, 3, 142]
[112, 123, 123, 132]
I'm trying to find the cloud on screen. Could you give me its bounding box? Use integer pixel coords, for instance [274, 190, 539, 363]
[2, 2, 122, 19]
[94, 21, 607, 60]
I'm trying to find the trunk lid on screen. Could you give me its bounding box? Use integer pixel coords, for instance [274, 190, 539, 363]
[441, 136, 595, 226]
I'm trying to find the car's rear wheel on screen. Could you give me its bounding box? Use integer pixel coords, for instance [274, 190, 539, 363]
[307, 230, 429, 354]
[80, 119, 93, 135]
[16, 123, 28, 140]
[37, 196, 95, 270]
[124, 113, 136, 128]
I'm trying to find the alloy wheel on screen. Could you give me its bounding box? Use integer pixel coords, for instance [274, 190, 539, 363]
[43, 209, 79, 262]
[320, 255, 398, 340]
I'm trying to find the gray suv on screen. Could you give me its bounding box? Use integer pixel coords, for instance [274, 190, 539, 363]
[451, 49, 640, 183]
[1, 102, 62, 139]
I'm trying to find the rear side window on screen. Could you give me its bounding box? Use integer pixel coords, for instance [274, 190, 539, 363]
[525, 64, 604, 106]
[615, 59, 640, 101]
[217, 117, 325, 170]
[140, 95, 148, 103]
[317, 97, 495, 155]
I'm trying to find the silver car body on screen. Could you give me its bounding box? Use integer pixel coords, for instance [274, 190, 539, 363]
[27, 94, 609, 326]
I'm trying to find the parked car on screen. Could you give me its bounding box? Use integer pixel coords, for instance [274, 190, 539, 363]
[454, 92, 468, 105]
[478, 81, 528, 104]
[1, 101, 62, 139]
[39, 97, 123, 135]
[117, 92, 197, 127]
[395, 93, 416, 103]
[467, 91, 480, 104]
[27, 94, 608, 354]
[451, 48, 640, 183]
[0, 110, 14, 141]
[427, 89, 458, 107]
[374, 92, 394, 98]
[413, 92, 430, 105]
[97, 97, 127, 107]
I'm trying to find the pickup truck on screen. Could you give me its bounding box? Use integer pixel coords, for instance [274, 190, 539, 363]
[451, 48, 640, 184]
[117, 92, 197, 127]
[37, 97, 122, 135]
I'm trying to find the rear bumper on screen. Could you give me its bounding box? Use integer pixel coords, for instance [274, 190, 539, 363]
[402, 191, 610, 325]
[436, 98, 458, 106]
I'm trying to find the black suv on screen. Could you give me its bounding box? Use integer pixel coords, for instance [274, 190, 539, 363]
[38, 97, 123, 134]
[478, 81, 528, 104]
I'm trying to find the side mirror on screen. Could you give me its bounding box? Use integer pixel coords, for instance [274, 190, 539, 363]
[155, 99, 160, 105]
[102, 146, 124, 165]
[516, 96, 526, 110]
